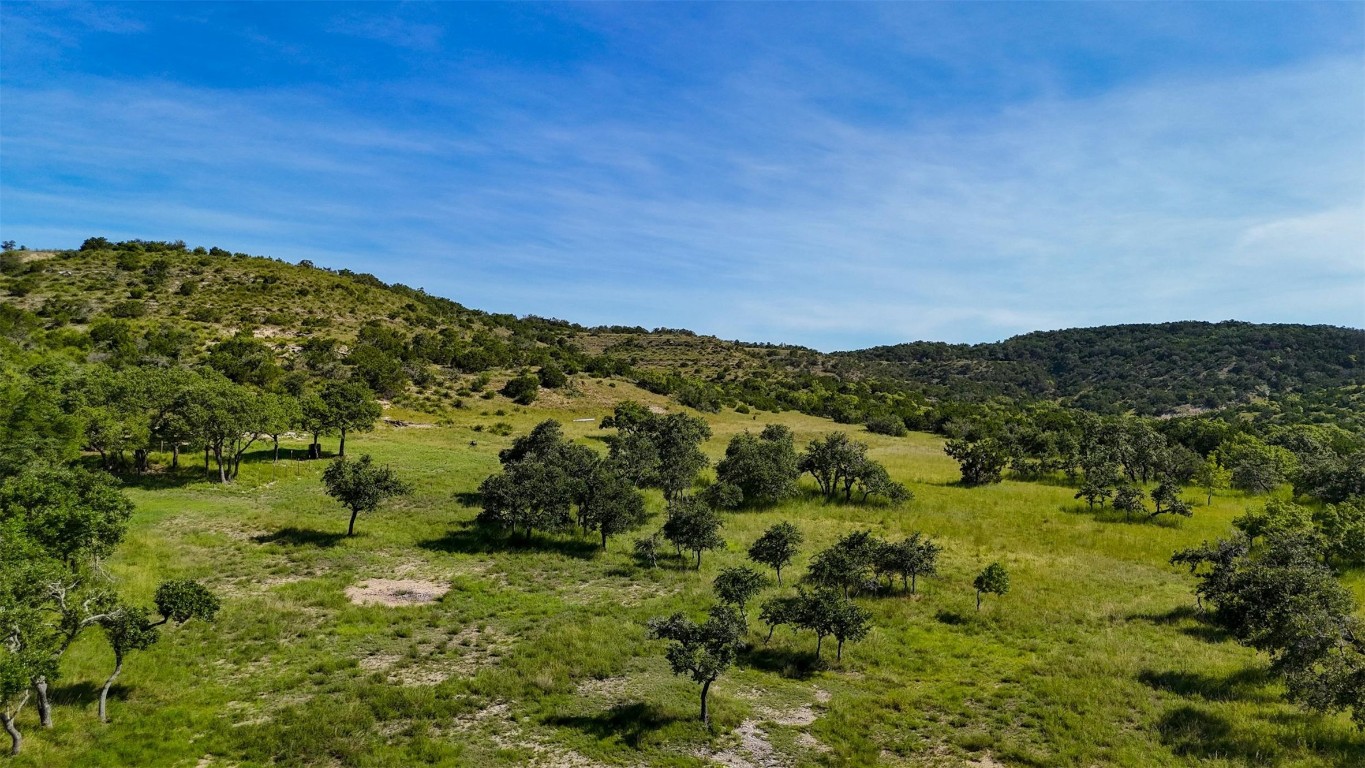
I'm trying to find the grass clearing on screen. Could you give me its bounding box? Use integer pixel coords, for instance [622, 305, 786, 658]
[10, 391, 1363, 766]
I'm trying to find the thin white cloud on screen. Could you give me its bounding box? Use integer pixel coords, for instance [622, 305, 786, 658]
[1, 40, 1360, 346]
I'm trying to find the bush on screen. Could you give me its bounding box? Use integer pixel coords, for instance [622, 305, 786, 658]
[865, 415, 907, 437]
[501, 374, 540, 405]
[537, 364, 568, 388]
[108, 300, 147, 318]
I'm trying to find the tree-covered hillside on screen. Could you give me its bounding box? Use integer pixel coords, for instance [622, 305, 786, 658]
[3, 239, 1362, 432]
[839, 321, 1365, 415]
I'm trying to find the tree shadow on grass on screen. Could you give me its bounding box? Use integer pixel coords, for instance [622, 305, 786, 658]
[1063, 504, 1184, 528]
[546, 701, 676, 749]
[935, 610, 974, 626]
[1159, 705, 1365, 767]
[739, 645, 821, 680]
[1139, 667, 1276, 703]
[453, 491, 483, 508]
[1157, 706, 1258, 761]
[253, 527, 348, 548]
[1127, 605, 1231, 643]
[418, 522, 600, 560]
[51, 680, 127, 706]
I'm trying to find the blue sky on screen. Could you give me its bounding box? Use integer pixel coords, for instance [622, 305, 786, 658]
[2, 2, 1362, 349]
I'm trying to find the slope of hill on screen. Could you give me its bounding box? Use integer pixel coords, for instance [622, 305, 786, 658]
[3, 239, 1362, 425]
[838, 321, 1365, 415]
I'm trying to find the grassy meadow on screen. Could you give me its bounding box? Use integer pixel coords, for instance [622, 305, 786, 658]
[11, 381, 1363, 767]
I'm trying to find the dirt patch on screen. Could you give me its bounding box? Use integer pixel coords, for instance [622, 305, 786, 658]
[560, 579, 677, 607]
[755, 702, 817, 727]
[384, 418, 434, 428]
[705, 720, 784, 768]
[345, 579, 449, 606]
[574, 676, 630, 699]
[449, 700, 512, 733]
[366, 624, 514, 686]
[795, 732, 830, 754]
[647, 405, 669, 415]
[359, 653, 400, 671]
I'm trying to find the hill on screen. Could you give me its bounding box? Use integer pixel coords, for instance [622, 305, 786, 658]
[838, 321, 1365, 415]
[3, 239, 1363, 429]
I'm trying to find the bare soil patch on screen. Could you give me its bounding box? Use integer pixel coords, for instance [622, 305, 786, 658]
[345, 579, 449, 606]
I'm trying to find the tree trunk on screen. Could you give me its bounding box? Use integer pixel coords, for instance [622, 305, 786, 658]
[815, 634, 823, 658]
[765, 625, 775, 644]
[215, 446, 228, 484]
[1, 712, 19, 756]
[348, 509, 359, 536]
[906, 574, 913, 594]
[99, 655, 122, 723]
[695, 550, 703, 570]
[775, 566, 782, 587]
[339, 428, 347, 458]
[699, 679, 712, 725]
[273, 436, 280, 463]
[600, 530, 608, 550]
[976, 590, 982, 611]
[204, 445, 210, 475]
[35, 677, 51, 728]
[837, 639, 844, 661]
[172, 443, 179, 469]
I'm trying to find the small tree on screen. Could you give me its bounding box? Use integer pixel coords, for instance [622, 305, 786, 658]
[747, 521, 803, 586]
[1074, 478, 1113, 510]
[299, 392, 330, 459]
[1112, 484, 1146, 522]
[260, 393, 302, 463]
[713, 566, 770, 622]
[651, 414, 713, 502]
[876, 533, 940, 594]
[1150, 479, 1179, 516]
[794, 587, 844, 658]
[805, 530, 883, 597]
[648, 605, 745, 725]
[944, 438, 1008, 486]
[0, 535, 59, 755]
[578, 466, 648, 549]
[322, 455, 412, 536]
[1195, 456, 1231, 505]
[758, 594, 802, 643]
[848, 458, 912, 504]
[96, 606, 157, 723]
[974, 562, 1010, 611]
[152, 580, 220, 626]
[321, 381, 382, 458]
[798, 432, 866, 500]
[633, 532, 662, 568]
[828, 597, 871, 661]
[712, 425, 799, 508]
[662, 497, 725, 569]
[97, 580, 218, 723]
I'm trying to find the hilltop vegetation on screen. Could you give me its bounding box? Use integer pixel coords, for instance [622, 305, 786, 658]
[841, 321, 1364, 416]
[6, 239, 1361, 433]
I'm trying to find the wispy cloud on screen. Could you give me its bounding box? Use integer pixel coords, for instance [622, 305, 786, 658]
[328, 11, 443, 52]
[1, 5, 1360, 347]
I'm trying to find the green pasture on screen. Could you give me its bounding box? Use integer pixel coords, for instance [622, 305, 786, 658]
[12, 394, 1362, 767]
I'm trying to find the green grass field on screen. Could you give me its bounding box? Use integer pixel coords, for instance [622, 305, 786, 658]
[11, 384, 1363, 767]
